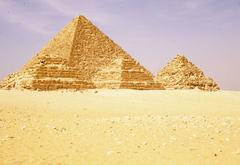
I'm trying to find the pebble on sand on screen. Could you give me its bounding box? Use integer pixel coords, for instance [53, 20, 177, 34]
[106, 151, 114, 156]
[232, 149, 240, 155]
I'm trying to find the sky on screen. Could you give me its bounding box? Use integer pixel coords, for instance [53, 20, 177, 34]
[0, 0, 240, 90]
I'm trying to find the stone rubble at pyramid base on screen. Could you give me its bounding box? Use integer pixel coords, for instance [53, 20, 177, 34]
[156, 76, 220, 91]
[0, 72, 164, 91]
[162, 84, 219, 91]
[0, 77, 219, 91]
[0, 81, 163, 91]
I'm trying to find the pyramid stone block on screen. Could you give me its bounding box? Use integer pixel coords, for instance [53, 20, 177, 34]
[156, 55, 220, 91]
[0, 16, 163, 90]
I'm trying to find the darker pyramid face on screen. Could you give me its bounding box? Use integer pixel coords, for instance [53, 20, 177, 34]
[156, 55, 220, 91]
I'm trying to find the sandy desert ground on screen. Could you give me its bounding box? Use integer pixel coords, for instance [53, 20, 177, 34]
[0, 89, 240, 164]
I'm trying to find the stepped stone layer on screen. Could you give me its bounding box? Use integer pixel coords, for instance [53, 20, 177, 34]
[156, 55, 220, 91]
[0, 16, 163, 90]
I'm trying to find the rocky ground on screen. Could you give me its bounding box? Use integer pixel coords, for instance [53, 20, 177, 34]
[0, 89, 240, 164]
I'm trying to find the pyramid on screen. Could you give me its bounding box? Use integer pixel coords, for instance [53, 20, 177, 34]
[156, 55, 220, 91]
[0, 16, 163, 90]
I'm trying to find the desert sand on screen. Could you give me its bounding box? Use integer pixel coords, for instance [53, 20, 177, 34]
[0, 89, 240, 164]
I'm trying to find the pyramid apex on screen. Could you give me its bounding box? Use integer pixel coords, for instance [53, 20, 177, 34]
[78, 15, 88, 19]
[175, 54, 187, 60]
[72, 15, 89, 21]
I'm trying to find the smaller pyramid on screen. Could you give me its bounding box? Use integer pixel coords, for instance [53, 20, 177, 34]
[156, 55, 220, 91]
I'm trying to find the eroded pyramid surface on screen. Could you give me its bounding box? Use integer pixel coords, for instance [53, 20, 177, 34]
[156, 55, 220, 91]
[0, 16, 163, 90]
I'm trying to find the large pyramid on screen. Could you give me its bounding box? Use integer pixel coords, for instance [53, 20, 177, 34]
[156, 55, 220, 91]
[0, 16, 163, 90]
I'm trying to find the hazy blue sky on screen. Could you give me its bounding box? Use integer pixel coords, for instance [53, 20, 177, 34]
[0, 0, 240, 90]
